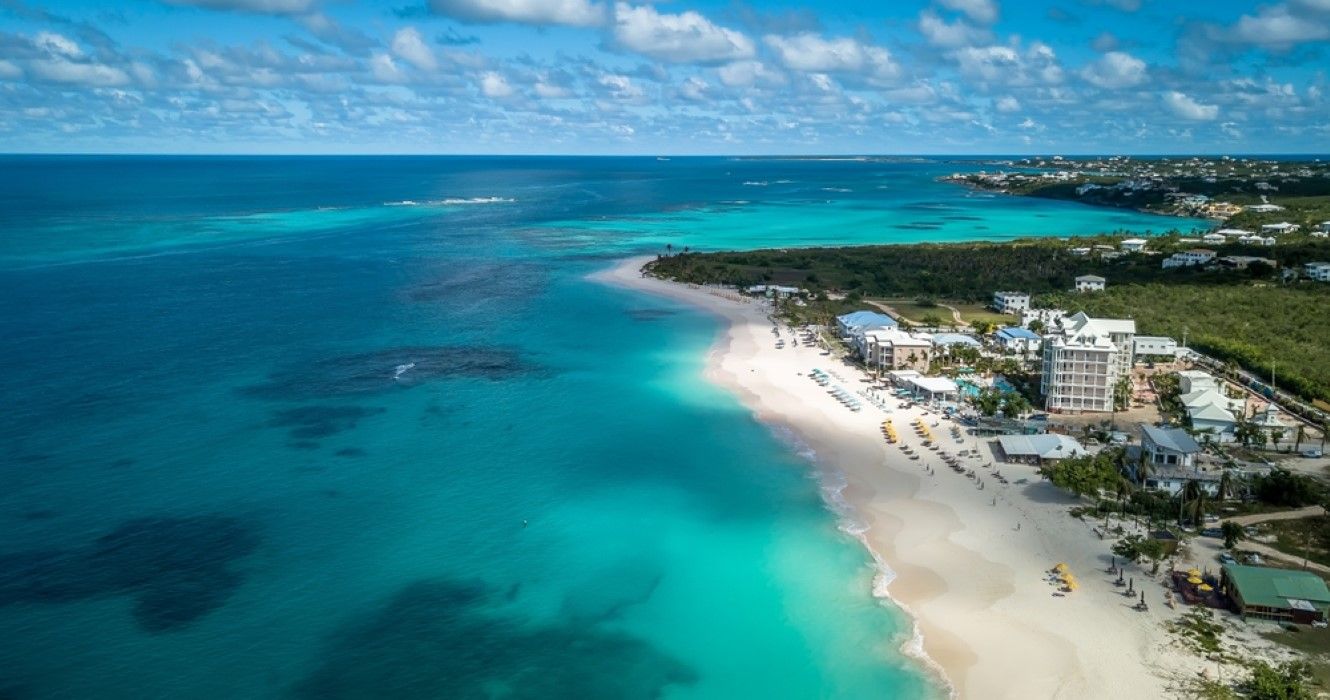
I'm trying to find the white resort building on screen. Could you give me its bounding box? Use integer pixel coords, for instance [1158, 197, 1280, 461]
[1133, 336, 1178, 358]
[1162, 249, 1216, 269]
[1039, 312, 1136, 413]
[863, 328, 933, 372]
[992, 291, 1031, 314]
[1074, 275, 1106, 293]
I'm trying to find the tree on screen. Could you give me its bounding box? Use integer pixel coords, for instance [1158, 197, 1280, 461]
[1000, 392, 1032, 418]
[1217, 471, 1233, 502]
[1028, 319, 1045, 334]
[1139, 536, 1167, 574]
[1235, 418, 1261, 448]
[972, 388, 1003, 417]
[1113, 533, 1145, 562]
[1113, 376, 1134, 412]
[1242, 660, 1314, 700]
[1221, 521, 1244, 549]
[1270, 427, 1287, 452]
[1041, 450, 1128, 498]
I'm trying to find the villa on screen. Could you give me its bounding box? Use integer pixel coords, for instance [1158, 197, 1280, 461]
[1120, 238, 1148, 253]
[992, 291, 1031, 314]
[1074, 274, 1106, 292]
[1260, 222, 1299, 235]
[837, 311, 898, 355]
[1201, 233, 1226, 245]
[1133, 336, 1178, 357]
[1161, 249, 1216, 269]
[1245, 203, 1285, 213]
[994, 326, 1042, 356]
[1304, 262, 1330, 282]
[1141, 424, 1201, 470]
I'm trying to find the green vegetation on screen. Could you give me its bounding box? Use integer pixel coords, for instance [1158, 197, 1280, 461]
[1038, 450, 1126, 498]
[1171, 607, 1228, 656]
[1222, 521, 1245, 549]
[1113, 533, 1169, 572]
[1251, 469, 1327, 509]
[1258, 516, 1330, 570]
[1241, 660, 1316, 700]
[971, 388, 1031, 418]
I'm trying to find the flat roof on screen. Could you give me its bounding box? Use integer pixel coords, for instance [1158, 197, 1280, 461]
[997, 434, 1086, 459]
[910, 377, 958, 393]
[997, 326, 1041, 340]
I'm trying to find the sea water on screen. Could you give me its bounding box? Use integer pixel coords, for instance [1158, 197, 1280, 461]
[0, 156, 1201, 699]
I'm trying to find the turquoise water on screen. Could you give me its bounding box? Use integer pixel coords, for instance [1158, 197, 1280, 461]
[0, 156, 1195, 699]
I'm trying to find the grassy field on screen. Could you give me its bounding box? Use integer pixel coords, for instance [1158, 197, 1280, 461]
[950, 303, 1016, 327]
[1260, 516, 1330, 570]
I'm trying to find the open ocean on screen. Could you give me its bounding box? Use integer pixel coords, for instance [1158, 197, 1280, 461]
[0, 156, 1204, 699]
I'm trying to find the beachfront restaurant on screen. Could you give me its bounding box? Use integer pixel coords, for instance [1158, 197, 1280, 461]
[1221, 563, 1330, 624]
[995, 434, 1087, 466]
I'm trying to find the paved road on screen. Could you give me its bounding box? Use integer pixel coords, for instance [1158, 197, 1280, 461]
[1218, 506, 1330, 575]
[1222, 505, 1326, 527]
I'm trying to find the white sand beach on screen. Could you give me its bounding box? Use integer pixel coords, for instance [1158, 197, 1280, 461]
[594, 256, 1218, 699]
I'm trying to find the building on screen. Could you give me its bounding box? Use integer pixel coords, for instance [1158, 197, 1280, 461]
[995, 434, 1087, 465]
[837, 311, 898, 355]
[1215, 228, 1253, 238]
[930, 333, 982, 356]
[908, 376, 960, 403]
[994, 326, 1042, 356]
[745, 284, 804, 298]
[1238, 235, 1277, 246]
[1141, 424, 1200, 470]
[1161, 249, 1216, 269]
[1218, 256, 1276, 271]
[992, 291, 1031, 314]
[1260, 222, 1300, 235]
[863, 328, 933, 372]
[1304, 262, 1330, 282]
[1069, 246, 1091, 256]
[1133, 336, 1178, 358]
[1201, 233, 1227, 245]
[1074, 274, 1106, 292]
[1221, 564, 1330, 624]
[1178, 369, 1218, 395]
[1040, 313, 1136, 413]
[1244, 203, 1285, 213]
[1021, 308, 1066, 329]
[1120, 238, 1148, 253]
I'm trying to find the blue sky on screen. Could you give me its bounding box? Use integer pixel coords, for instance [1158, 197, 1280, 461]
[0, 0, 1327, 154]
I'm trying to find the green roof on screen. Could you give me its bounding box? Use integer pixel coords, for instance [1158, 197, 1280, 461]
[1223, 563, 1330, 611]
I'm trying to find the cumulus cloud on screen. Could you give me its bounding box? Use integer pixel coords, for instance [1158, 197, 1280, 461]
[938, 0, 998, 24]
[34, 32, 83, 58]
[1080, 51, 1146, 88]
[28, 59, 130, 87]
[994, 95, 1020, 112]
[428, 0, 606, 27]
[951, 42, 1062, 86]
[716, 60, 785, 88]
[0, 59, 24, 80]
[1163, 91, 1219, 120]
[918, 11, 989, 48]
[163, 0, 315, 15]
[479, 71, 515, 98]
[763, 32, 900, 81]
[610, 3, 755, 63]
[391, 27, 437, 71]
[1223, 3, 1330, 48]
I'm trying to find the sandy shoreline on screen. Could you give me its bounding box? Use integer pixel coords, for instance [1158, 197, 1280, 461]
[593, 256, 1211, 699]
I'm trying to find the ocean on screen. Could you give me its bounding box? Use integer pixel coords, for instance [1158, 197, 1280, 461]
[0, 156, 1204, 699]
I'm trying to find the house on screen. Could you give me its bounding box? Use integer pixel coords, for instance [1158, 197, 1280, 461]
[1244, 203, 1285, 213]
[1040, 313, 1136, 413]
[1069, 247, 1091, 256]
[837, 311, 898, 355]
[1119, 238, 1148, 253]
[994, 326, 1042, 355]
[1201, 233, 1227, 245]
[745, 285, 803, 298]
[1221, 564, 1330, 624]
[1215, 228, 1253, 237]
[995, 434, 1087, 465]
[930, 333, 982, 355]
[1186, 397, 1240, 442]
[1238, 235, 1276, 246]
[1315, 221, 1330, 238]
[863, 328, 933, 372]
[1161, 249, 1216, 269]
[1260, 222, 1299, 235]
[1074, 274, 1106, 292]
[1141, 424, 1200, 470]
[1304, 262, 1330, 282]
[1218, 256, 1276, 271]
[1178, 369, 1218, 395]
[1133, 336, 1178, 358]
[992, 291, 1031, 314]
[1021, 308, 1066, 329]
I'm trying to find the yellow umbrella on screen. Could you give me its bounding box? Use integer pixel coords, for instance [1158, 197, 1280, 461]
[1065, 580, 1078, 591]
[1053, 563, 1068, 573]
[1187, 568, 1201, 577]
[1187, 576, 1203, 585]
[1198, 583, 1214, 592]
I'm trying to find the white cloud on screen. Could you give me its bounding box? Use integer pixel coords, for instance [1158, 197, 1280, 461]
[28, 59, 130, 87]
[163, 0, 314, 15]
[994, 95, 1020, 112]
[391, 27, 437, 71]
[534, 81, 572, 98]
[33, 32, 82, 58]
[1226, 4, 1330, 48]
[598, 73, 645, 100]
[716, 60, 785, 87]
[918, 11, 988, 48]
[679, 76, 709, 101]
[952, 42, 1062, 86]
[763, 33, 900, 81]
[938, 0, 998, 24]
[369, 53, 407, 82]
[1080, 51, 1147, 89]
[611, 3, 755, 63]
[428, 0, 606, 26]
[479, 71, 515, 98]
[0, 59, 21, 80]
[1163, 91, 1219, 120]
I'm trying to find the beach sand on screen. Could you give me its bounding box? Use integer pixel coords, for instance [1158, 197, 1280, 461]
[594, 256, 1210, 699]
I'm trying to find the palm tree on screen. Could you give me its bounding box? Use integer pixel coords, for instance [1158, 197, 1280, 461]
[1180, 479, 1203, 526]
[1295, 424, 1306, 452]
[666, 243, 673, 256]
[1217, 470, 1233, 502]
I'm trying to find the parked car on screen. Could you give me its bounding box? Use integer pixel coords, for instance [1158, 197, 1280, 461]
[1303, 449, 1324, 458]
[1218, 552, 1236, 564]
[1200, 528, 1222, 538]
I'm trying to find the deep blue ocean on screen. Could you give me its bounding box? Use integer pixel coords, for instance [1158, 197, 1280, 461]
[0, 156, 1202, 699]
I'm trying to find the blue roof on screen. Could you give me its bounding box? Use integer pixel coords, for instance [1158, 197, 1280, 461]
[997, 326, 1041, 340]
[837, 310, 897, 330]
[932, 333, 981, 347]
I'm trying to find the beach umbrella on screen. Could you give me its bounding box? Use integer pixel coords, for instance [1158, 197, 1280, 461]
[1187, 568, 1201, 577]
[1198, 583, 1214, 592]
[1187, 576, 1203, 585]
[1053, 562, 1068, 573]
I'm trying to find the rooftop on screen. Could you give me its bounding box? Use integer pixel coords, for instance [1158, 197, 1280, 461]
[1075, 274, 1106, 282]
[837, 310, 897, 330]
[996, 326, 1041, 340]
[1223, 563, 1330, 612]
[1142, 424, 1200, 454]
[997, 434, 1087, 459]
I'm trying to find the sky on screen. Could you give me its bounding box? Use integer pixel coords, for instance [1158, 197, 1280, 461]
[0, 0, 1327, 154]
